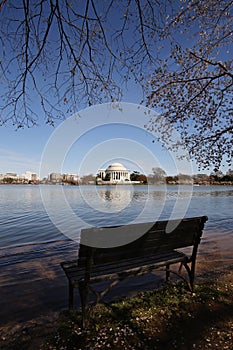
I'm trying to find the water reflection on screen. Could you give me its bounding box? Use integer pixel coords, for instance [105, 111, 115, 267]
[0, 185, 232, 248]
[98, 188, 132, 204]
[79, 186, 133, 214]
[193, 189, 233, 197]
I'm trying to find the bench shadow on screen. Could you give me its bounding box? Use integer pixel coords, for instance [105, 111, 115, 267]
[100, 274, 233, 349]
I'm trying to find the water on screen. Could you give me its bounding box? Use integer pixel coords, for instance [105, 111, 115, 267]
[0, 184, 232, 248]
[0, 184, 232, 325]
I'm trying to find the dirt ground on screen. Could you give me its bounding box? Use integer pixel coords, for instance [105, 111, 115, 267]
[0, 264, 232, 350]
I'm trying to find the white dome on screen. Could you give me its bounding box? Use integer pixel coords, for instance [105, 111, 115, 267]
[106, 163, 127, 171]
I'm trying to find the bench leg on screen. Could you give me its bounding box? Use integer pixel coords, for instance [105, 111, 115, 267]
[189, 270, 195, 293]
[68, 280, 74, 310]
[166, 264, 170, 282]
[182, 262, 194, 293]
[78, 281, 89, 329]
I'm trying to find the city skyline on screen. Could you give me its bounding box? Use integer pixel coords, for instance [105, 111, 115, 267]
[1, 165, 232, 182]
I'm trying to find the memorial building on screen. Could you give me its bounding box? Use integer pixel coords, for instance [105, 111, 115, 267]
[97, 163, 131, 184]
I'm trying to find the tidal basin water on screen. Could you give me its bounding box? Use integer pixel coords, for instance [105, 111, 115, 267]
[0, 184, 232, 248]
[0, 184, 232, 325]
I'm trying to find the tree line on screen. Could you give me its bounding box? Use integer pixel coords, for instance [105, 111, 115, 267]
[130, 167, 233, 185]
[82, 168, 233, 185]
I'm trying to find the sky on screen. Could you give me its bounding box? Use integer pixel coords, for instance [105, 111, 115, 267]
[0, 2, 231, 179]
[0, 101, 229, 179]
[0, 80, 231, 178]
[39, 102, 194, 178]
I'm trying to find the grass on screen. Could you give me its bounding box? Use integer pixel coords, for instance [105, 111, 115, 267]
[43, 274, 232, 350]
[1, 266, 232, 350]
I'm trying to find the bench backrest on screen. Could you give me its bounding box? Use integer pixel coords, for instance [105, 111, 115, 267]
[78, 216, 208, 267]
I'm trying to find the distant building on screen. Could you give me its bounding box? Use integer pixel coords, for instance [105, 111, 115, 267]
[97, 163, 131, 184]
[5, 172, 17, 179]
[63, 173, 79, 184]
[22, 171, 38, 182]
[2, 172, 23, 183]
[49, 173, 63, 183]
[48, 172, 79, 184]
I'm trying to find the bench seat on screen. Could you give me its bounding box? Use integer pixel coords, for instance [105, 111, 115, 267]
[61, 250, 187, 285]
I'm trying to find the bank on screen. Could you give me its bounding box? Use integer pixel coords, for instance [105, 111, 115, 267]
[1, 264, 232, 350]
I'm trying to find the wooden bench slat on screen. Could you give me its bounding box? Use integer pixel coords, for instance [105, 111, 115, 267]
[62, 251, 186, 282]
[79, 217, 206, 255]
[68, 251, 187, 286]
[84, 240, 194, 265]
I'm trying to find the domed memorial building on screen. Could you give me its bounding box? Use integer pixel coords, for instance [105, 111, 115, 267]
[97, 163, 131, 184]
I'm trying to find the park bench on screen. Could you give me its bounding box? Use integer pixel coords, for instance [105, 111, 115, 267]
[61, 215, 208, 327]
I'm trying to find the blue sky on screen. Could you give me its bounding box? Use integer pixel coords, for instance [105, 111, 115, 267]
[0, 123, 51, 176]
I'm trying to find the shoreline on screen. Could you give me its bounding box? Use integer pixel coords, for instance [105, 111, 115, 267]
[1, 183, 233, 186]
[0, 262, 232, 349]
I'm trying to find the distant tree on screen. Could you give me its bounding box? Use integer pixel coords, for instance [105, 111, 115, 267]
[137, 174, 147, 184]
[222, 174, 233, 182]
[210, 170, 224, 178]
[210, 170, 224, 182]
[80, 174, 96, 184]
[177, 173, 193, 184]
[3, 177, 14, 184]
[193, 173, 210, 184]
[130, 171, 140, 181]
[130, 171, 147, 183]
[148, 167, 167, 184]
[166, 175, 177, 184]
[193, 173, 209, 180]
